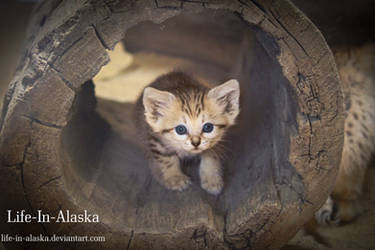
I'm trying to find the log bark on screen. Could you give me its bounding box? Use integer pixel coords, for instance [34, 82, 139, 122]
[0, 0, 344, 249]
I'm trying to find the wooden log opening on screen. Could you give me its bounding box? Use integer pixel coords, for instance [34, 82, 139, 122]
[0, 1, 344, 249]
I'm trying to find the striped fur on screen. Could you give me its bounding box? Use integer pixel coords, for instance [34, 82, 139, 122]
[315, 43, 375, 225]
[135, 72, 240, 194]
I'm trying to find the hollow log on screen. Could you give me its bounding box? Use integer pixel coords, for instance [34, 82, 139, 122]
[0, 0, 344, 249]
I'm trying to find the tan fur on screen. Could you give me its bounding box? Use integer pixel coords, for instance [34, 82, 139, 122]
[136, 72, 240, 194]
[332, 43, 375, 221]
[314, 43, 375, 226]
[200, 152, 224, 195]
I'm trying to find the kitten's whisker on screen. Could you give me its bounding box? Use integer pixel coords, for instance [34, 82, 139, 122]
[137, 71, 240, 194]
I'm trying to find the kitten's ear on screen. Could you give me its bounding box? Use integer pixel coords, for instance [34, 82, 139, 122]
[143, 87, 176, 127]
[208, 79, 240, 124]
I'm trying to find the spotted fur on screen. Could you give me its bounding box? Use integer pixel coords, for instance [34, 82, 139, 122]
[315, 43, 375, 225]
[135, 72, 240, 194]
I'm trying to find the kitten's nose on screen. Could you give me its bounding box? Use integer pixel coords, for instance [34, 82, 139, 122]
[191, 137, 201, 147]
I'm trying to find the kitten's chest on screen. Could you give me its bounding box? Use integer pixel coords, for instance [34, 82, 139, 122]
[179, 155, 201, 166]
[177, 151, 201, 162]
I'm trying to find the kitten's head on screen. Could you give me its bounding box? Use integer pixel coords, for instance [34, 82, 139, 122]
[143, 79, 240, 154]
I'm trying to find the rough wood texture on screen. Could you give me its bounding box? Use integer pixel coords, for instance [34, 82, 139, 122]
[0, 0, 343, 249]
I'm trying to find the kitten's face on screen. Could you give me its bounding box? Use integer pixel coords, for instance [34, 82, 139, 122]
[156, 99, 231, 154]
[143, 79, 240, 155]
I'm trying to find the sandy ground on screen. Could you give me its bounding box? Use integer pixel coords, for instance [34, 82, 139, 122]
[1, 3, 374, 250]
[93, 43, 199, 103]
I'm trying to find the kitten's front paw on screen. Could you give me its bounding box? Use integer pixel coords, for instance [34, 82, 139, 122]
[201, 174, 223, 195]
[164, 174, 191, 191]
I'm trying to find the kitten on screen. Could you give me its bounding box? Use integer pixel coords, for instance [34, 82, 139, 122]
[135, 71, 240, 195]
[314, 43, 375, 225]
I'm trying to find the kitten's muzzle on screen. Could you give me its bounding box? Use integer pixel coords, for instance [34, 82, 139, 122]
[191, 136, 201, 147]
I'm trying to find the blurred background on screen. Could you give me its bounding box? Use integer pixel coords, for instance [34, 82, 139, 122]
[0, 0, 36, 111]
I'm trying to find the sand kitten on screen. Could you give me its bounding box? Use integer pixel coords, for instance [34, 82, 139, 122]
[135, 72, 240, 195]
[315, 43, 375, 225]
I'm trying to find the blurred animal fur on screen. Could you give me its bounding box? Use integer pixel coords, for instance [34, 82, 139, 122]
[135, 72, 240, 195]
[313, 43, 375, 227]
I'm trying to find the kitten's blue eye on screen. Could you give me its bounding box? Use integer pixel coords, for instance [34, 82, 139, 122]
[175, 125, 187, 135]
[202, 123, 214, 133]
